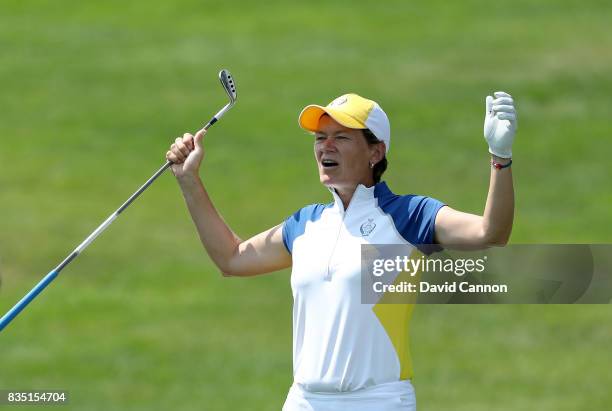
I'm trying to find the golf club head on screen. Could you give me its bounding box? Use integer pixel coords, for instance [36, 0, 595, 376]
[219, 69, 237, 105]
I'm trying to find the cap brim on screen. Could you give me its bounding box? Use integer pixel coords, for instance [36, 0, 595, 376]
[298, 105, 366, 132]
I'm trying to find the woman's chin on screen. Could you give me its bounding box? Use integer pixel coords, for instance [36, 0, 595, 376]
[319, 174, 334, 186]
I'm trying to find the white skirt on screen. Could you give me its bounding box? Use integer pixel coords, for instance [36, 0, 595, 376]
[282, 380, 416, 411]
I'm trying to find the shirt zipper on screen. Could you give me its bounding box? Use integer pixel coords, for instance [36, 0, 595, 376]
[325, 198, 352, 281]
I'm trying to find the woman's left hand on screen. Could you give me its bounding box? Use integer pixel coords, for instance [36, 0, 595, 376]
[484, 91, 517, 159]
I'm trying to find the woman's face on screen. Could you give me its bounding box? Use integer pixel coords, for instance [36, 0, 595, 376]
[314, 115, 380, 191]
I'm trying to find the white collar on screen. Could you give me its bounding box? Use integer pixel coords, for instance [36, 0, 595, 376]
[328, 183, 377, 213]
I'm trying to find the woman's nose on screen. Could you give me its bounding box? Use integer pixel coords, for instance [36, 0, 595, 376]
[323, 138, 336, 150]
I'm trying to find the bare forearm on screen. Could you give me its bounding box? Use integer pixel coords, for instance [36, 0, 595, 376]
[177, 175, 241, 272]
[435, 91, 517, 249]
[482, 155, 514, 244]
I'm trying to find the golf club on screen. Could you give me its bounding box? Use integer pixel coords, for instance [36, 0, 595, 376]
[0, 69, 238, 332]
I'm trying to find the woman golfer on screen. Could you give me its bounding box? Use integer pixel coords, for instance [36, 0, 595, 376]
[166, 91, 516, 410]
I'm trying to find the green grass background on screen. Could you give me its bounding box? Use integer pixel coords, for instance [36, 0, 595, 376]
[1, 1, 611, 409]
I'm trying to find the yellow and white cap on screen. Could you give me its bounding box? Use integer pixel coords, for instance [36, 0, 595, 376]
[298, 93, 391, 153]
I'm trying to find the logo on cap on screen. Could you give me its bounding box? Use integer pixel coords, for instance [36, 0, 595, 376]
[329, 96, 348, 107]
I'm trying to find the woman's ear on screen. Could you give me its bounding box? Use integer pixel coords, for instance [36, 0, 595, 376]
[370, 142, 385, 165]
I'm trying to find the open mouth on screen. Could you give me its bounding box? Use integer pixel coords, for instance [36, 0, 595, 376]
[321, 159, 339, 168]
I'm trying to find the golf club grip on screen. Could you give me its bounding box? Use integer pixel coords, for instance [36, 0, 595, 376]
[0, 270, 58, 331]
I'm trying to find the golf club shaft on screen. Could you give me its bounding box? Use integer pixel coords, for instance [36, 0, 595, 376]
[0, 110, 227, 332]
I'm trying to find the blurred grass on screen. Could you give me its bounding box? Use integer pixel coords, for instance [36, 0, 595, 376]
[1, 0, 611, 410]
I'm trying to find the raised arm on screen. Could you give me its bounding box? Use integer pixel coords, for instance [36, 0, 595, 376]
[167, 130, 291, 276]
[434, 91, 517, 250]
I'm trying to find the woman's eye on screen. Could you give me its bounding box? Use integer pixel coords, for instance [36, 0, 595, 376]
[336, 135, 349, 140]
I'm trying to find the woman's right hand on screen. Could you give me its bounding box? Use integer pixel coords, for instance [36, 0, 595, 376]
[166, 129, 206, 179]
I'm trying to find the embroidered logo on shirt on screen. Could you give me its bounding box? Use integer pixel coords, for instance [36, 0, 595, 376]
[360, 219, 376, 236]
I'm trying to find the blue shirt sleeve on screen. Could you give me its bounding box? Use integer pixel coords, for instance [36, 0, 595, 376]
[282, 204, 328, 254]
[402, 195, 446, 245]
[378, 194, 446, 253]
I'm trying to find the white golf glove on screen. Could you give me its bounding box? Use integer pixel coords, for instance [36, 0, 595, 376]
[484, 91, 517, 159]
